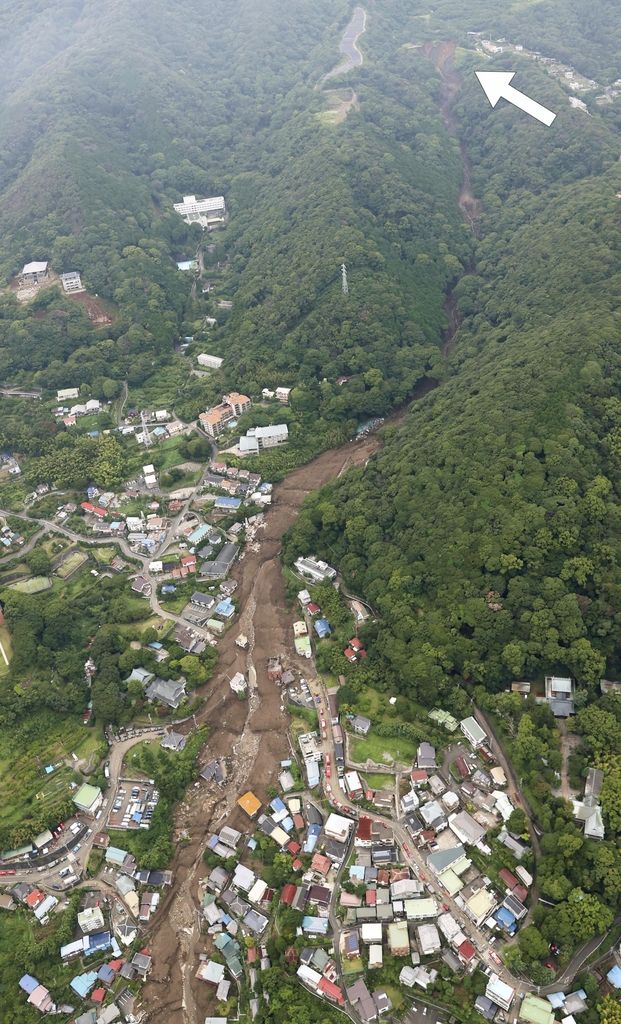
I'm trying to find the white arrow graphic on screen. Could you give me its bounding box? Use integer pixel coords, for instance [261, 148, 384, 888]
[475, 71, 556, 126]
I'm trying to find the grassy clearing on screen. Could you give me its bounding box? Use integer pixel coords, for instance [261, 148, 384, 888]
[0, 625, 12, 675]
[350, 730, 417, 766]
[362, 772, 395, 790]
[94, 547, 117, 563]
[384, 985, 404, 1011]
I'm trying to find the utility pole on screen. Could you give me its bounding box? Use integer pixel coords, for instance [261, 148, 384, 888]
[140, 409, 151, 448]
[341, 263, 348, 294]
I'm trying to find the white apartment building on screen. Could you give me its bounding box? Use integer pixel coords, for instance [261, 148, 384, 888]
[173, 195, 226, 226]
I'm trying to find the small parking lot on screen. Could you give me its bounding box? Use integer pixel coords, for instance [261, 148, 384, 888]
[107, 781, 159, 830]
[404, 1000, 447, 1024]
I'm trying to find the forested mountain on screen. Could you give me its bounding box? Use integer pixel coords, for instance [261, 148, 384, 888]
[284, 9, 621, 696]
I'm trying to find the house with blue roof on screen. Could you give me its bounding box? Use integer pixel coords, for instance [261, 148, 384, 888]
[494, 907, 517, 935]
[86, 931, 112, 953]
[302, 916, 330, 934]
[270, 797, 287, 815]
[97, 963, 115, 985]
[304, 822, 321, 853]
[608, 966, 621, 988]
[215, 598, 235, 619]
[214, 497, 241, 511]
[70, 970, 98, 998]
[314, 619, 331, 638]
[19, 975, 39, 994]
[306, 762, 320, 788]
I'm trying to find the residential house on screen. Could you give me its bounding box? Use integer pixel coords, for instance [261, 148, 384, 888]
[387, 920, 410, 956]
[417, 742, 436, 769]
[448, 810, 487, 846]
[352, 715, 371, 735]
[419, 800, 447, 832]
[460, 716, 487, 749]
[145, 677, 186, 709]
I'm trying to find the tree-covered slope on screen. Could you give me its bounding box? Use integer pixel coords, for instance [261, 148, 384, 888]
[0, 0, 485, 459]
[284, 46, 621, 697]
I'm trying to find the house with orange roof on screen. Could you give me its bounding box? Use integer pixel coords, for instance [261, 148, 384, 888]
[25, 889, 45, 908]
[237, 791, 261, 817]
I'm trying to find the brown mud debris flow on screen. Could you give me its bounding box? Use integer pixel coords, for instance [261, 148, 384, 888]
[140, 435, 380, 1024]
[421, 42, 481, 360]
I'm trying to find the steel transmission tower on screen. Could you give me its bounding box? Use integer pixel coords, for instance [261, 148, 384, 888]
[341, 263, 349, 294]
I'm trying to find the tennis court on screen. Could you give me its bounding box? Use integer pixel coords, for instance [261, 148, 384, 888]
[10, 575, 52, 593]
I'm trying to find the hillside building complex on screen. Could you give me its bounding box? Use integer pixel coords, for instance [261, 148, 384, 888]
[200, 392, 251, 438]
[173, 195, 226, 226]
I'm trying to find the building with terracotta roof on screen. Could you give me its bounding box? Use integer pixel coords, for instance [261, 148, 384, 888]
[199, 392, 251, 438]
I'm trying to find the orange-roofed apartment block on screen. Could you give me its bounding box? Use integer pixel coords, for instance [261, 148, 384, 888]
[199, 392, 252, 439]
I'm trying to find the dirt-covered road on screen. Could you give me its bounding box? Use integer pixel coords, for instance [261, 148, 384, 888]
[140, 433, 381, 1023]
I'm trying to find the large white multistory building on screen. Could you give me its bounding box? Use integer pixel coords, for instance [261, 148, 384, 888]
[173, 195, 226, 227]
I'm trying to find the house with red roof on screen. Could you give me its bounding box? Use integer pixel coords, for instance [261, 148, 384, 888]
[411, 769, 428, 786]
[80, 502, 108, 518]
[499, 868, 519, 890]
[355, 816, 372, 844]
[311, 853, 331, 876]
[344, 649, 357, 663]
[280, 883, 297, 905]
[307, 602, 321, 615]
[318, 977, 345, 1006]
[458, 940, 476, 963]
